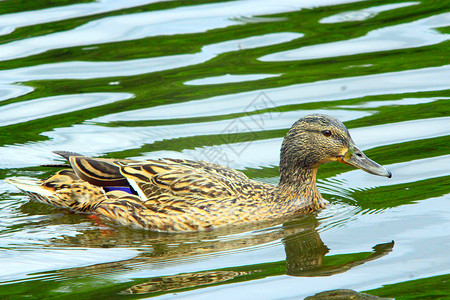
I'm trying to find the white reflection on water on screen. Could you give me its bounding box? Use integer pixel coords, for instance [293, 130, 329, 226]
[260, 13, 450, 61]
[0, 93, 134, 126]
[0, 0, 362, 61]
[349, 117, 450, 150]
[92, 65, 450, 122]
[320, 2, 419, 23]
[0, 0, 163, 36]
[184, 73, 282, 86]
[0, 84, 33, 102]
[329, 155, 450, 191]
[337, 96, 448, 109]
[0, 33, 301, 82]
[0, 247, 138, 282]
[0, 53, 210, 82]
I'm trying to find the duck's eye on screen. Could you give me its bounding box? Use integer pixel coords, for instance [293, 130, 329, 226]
[322, 130, 332, 137]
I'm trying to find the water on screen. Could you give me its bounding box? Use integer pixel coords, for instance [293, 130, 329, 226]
[0, 0, 449, 298]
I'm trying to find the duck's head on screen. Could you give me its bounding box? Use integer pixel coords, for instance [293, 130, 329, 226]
[279, 114, 391, 184]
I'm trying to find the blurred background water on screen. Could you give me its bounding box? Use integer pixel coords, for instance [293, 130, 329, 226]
[0, 0, 449, 299]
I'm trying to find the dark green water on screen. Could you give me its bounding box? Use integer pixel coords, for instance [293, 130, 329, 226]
[0, 0, 449, 299]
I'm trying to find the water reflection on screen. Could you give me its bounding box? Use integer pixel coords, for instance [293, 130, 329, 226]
[92, 65, 449, 120]
[0, 0, 448, 297]
[0, 33, 301, 82]
[261, 13, 450, 61]
[337, 96, 448, 109]
[0, 0, 320, 61]
[184, 73, 281, 86]
[329, 155, 450, 191]
[320, 2, 420, 23]
[0, 93, 133, 126]
[87, 215, 393, 295]
[2, 214, 393, 296]
[0, 83, 32, 102]
[0, 0, 163, 36]
[124, 270, 257, 295]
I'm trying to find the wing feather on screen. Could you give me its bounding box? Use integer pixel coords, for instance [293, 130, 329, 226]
[55, 153, 250, 205]
[120, 159, 244, 201]
[66, 156, 137, 186]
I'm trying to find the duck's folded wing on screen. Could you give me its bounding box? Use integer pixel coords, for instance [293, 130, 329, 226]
[67, 155, 138, 187]
[120, 159, 240, 202]
[64, 153, 243, 202]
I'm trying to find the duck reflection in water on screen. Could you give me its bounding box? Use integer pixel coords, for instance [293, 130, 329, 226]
[122, 215, 393, 295]
[47, 214, 393, 296]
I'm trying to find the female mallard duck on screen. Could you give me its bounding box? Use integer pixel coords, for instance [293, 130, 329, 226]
[7, 114, 391, 232]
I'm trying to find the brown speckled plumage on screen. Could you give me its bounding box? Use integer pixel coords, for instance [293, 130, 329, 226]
[7, 114, 391, 232]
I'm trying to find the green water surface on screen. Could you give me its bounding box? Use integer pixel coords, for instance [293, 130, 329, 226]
[0, 0, 449, 299]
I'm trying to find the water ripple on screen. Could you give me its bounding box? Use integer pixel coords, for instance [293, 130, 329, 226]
[0, 93, 134, 126]
[0, 247, 137, 283]
[0, 84, 33, 102]
[0, 1, 448, 296]
[91, 65, 450, 121]
[337, 96, 448, 109]
[184, 73, 282, 86]
[320, 2, 420, 23]
[0, 0, 360, 61]
[0, 33, 301, 82]
[260, 13, 450, 61]
[329, 155, 450, 192]
[0, 0, 165, 36]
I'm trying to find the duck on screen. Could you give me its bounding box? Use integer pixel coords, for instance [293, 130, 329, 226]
[7, 114, 392, 232]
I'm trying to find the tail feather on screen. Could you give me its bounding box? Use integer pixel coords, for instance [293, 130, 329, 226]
[7, 170, 106, 212]
[6, 178, 53, 197]
[53, 150, 84, 160]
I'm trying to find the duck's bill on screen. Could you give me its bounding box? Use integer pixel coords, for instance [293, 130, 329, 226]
[340, 146, 392, 178]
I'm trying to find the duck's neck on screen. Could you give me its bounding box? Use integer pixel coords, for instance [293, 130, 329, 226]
[276, 167, 325, 210]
